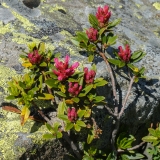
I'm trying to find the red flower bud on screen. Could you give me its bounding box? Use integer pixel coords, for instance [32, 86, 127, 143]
[118, 44, 131, 63]
[28, 50, 42, 64]
[96, 5, 111, 27]
[53, 55, 79, 81]
[67, 107, 77, 122]
[68, 82, 82, 96]
[84, 67, 96, 84]
[86, 27, 98, 42]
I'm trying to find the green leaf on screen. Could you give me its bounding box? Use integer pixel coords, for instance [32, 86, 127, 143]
[99, 27, 108, 37]
[58, 115, 68, 121]
[88, 14, 99, 29]
[76, 120, 86, 127]
[127, 63, 139, 72]
[38, 93, 54, 100]
[6, 95, 16, 100]
[78, 93, 86, 97]
[107, 36, 117, 46]
[125, 153, 144, 159]
[107, 19, 121, 29]
[39, 62, 47, 67]
[71, 38, 80, 47]
[45, 79, 59, 88]
[84, 109, 91, 118]
[93, 96, 105, 103]
[139, 67, 145, 74]
[131, 51, 143, 60]
[106, 153, 116, 160]
[134, 77, 139, 83]
[148, 128, 157, 136]
[82, 84, 93, 95]
[101, 34, 107, 44]
[71, 97, 80, 103]
[57, 101, 66, 115]
[131, 51, 146, 63]
[38, 42, 45, 53]
[56, 132, 62, 138]
[95, 79, 108, 87]
[108, 59, 125, 67]
[132, 53, 146, 63]
[142, 136, 158, 142]
[20, 54, 27, 58]
[88, 54, 94, 62]
[43, 133, 55, 140]
[45, 123, 54, 133]
[121, 154, 130, 160]
[74, 124, 81, 132]
[83, 155, 94, 160]
[56, 91, 66, 97]
[88, 44, 96, 52]
[38, 75, 43, 92]
[87, 131, 94, 144]
[77, 109, 85, 118]
[65, 122, 74, 131]
[76, 31, 88, 45]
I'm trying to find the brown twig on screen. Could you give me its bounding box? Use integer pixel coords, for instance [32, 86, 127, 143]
[99, 52, 118, 116]
[104, 105, 117, 120]
[119, 76, 135, 118]
[99, 52, 120, 156]
[117, 141, 146, 153]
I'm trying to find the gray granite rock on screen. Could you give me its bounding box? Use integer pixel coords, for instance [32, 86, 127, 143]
[0, 0, 160, 159]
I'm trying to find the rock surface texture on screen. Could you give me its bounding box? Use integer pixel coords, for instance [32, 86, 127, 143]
[0, 0, 160, 159]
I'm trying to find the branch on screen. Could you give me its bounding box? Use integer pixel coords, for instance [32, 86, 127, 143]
[99, 52, 118, 115]
[104, 105, 117, 120]
[117, 141, 146, 153]
[119, 76, 135, 118]
[37, 108, 82, 159]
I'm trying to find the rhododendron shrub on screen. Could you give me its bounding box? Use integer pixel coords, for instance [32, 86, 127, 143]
[5, 4, 148, 160]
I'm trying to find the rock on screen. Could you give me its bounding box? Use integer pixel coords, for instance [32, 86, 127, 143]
[0, 0, 160, 159]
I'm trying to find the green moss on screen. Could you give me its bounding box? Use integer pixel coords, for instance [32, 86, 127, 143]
[0, 23, 14, 35]
[49, 4, 66, 13]
[2, 3, 37, 32]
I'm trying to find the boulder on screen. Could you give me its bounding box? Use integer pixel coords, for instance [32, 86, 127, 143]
[0, 0, 160, 159]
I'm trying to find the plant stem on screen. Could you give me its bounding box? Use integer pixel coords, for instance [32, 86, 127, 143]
[119, 76, 135, 118]
[99, 52, 118, 116]
[104, 105, 117, 119]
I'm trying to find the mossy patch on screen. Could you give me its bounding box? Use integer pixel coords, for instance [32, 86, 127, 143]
[153, 2, 160, 10]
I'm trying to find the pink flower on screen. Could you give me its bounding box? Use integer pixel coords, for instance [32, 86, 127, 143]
[67, 107, 77, 122]
[53, 55, 79, 81]
[96, 5, 111, 27]
[28, 50, 42, 64]
[118, 44, 131, 62]
[84, 67, 96, 84]
[68, 82, 82, 96]
[86, 27, 98, 42]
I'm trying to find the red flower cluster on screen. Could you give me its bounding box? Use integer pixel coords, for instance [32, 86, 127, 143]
[53, 55, 79, 81]
[86, 27, 98, 42]
[67, 107, 77, 122]
[96, 5, 111, 27]
[84, 67, 96, 84]
[28, 50, 42, 65]
[68, 82, 82, 96]
[118, 44, 131, 62]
